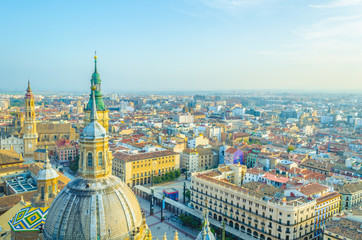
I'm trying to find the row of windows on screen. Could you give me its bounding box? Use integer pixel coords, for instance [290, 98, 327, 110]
[193, 202, 314, 240]
[193, 193, 311, 225]
[132, 167, 175, 178]
[193, 181, 314, 218]
[80, 152, 104, 167]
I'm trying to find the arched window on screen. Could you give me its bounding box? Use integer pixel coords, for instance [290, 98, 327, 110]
[48, 185, 52, 197]
[98, 152, 103, 166]
[87, 152, 93, 167]
[41, 186, 45, 200]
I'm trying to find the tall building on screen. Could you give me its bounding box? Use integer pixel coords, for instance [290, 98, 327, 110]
[43, 88, 151, 239]
[182, 148, 199, 173]
[84, 55, 109, 132]
[23, 81, 38, 158]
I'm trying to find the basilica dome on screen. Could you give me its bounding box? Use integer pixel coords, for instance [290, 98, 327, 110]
[43, 175, 144, 239]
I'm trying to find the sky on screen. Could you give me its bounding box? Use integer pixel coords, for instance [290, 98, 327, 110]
[1, 0, 362, 93]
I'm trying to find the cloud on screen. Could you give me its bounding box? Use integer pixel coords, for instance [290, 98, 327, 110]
[310, 0, 362, 8]
[302, 15, 362, 40]
[288, 14, 362, 65]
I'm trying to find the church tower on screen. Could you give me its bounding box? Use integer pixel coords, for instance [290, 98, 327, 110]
[79, 86, 113, 178]
[23, 81, 38, 158]
[32, 148, 59, 207]
[84, 54, 109, 132]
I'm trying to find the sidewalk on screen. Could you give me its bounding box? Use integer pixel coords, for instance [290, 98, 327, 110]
[137, 197, 198, 240]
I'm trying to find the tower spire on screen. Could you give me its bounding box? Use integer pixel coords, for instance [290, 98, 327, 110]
[27, 79, 31, 92]
[94, 51, 97, 73]
[90, 87, 98, 121]
[43, 147, 52, 170]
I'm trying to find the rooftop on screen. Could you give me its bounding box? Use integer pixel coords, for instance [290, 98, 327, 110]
[324, 218, 362, 240]
[299, 183, 328, 196]
[113, 150, 177, 162]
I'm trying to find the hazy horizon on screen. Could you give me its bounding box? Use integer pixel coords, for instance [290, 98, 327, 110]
[1, 0, 362, 92]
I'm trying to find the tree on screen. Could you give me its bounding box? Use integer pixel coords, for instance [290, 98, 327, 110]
[152, 169, 182, 185]
[179, 214, 200, 230]
[185, 189, 191, 201]
[287, 145, 296, 153]
[69, 155, 79, 172]
[175, 169, 181, 178]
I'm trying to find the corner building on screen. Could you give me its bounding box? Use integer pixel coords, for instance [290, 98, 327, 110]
[191, 165, 317, 240]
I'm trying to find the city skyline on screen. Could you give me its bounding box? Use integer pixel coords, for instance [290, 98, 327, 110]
[1, 0, 362, 92]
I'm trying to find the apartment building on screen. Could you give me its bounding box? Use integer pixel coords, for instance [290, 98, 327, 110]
[181, 149, 199, 173]
[334, 182, 362, 210]
[187, 135, 209, 148]
[197, 147, 218, 170]
[173, 113, 194, 124]
[113, 149, 180, 187]
[314, 192, 341, 238]
[191, 165, 317, 240]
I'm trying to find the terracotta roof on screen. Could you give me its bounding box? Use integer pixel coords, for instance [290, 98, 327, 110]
[324, 218, 362, 240]
[37, 122, 74, 134]
[0, 191, 35, 213]
[183, 149, 198, 154]
[264, 173, 289, 184]
[233, 132, 250, 139]
[113, 150, 177, 162]
[0, 149, 23, 166]
[299, 183, 328, 196]
[316, 192, 340, 203]
[226, 148, 238, 154]
[334, 182, 362, 194]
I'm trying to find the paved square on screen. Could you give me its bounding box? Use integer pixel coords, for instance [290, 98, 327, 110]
[137, 196, 198, 240]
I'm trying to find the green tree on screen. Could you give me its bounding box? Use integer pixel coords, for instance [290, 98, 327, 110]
[175, 169, 181, 178]
[287, 145, 296, 153]
[185, 189, 191, 201]
[152, 169, 182, 184]
[69, 155, 79, 172]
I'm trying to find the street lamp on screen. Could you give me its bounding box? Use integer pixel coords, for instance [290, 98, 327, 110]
[151, 162, 156, 187]
[150, 188, 154, 215]
[183, 182, 186, 203]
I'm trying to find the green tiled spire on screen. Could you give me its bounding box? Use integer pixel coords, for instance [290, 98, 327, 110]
[86, 54, 106, 111]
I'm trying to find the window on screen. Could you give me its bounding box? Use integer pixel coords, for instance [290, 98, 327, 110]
[41, 186, 45, 200]
[87, 153, 93, 167]
[98, 152, 103, 166]
[48, 185, 52, 197]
